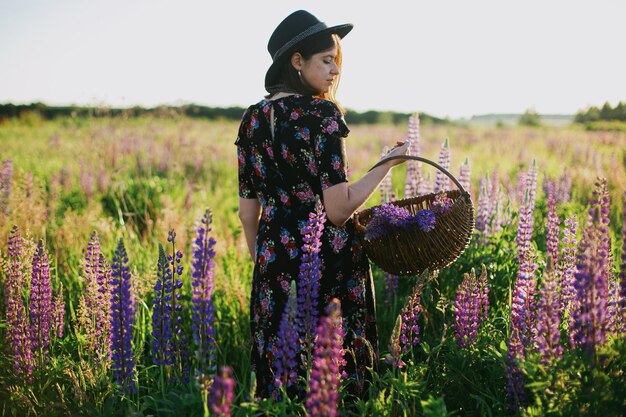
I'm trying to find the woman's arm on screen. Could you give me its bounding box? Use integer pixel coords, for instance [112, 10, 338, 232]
[238, 197, 262, 261]
[322, 140, 410, 227]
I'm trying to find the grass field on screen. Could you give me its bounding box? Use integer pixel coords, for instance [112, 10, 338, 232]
[0, 114, 625, 416]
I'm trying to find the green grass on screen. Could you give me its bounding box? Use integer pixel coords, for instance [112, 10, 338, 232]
[0, 115, 625, 416]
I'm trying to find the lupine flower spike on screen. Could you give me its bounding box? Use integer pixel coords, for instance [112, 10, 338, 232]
[399, 278, 425, 352]
[618, 190, 626, 333]
[192, 210, 218, 377]
[5, 226, 33, 381]
[404, 113, 422, 198]
[571, 178, 611, 356]
[453, 265, 489, 349]
[560, 215, 579, 335]
[434, 138, 451, 193]
[30, 240, 53, 368]
[207, 366, 236, 417]
[459, 157, 471, 195]
[77, 232, 111, 368]
[534, 255, 563, 362]
[305, 299, 345, 417]
[511, 162, 539, 346]
[152, 243, 174, 367]
[385, 315, 405, 369]
[296, 199, 326, 357]
[273, 280, 300, 393]
[167, 230, 189, 383]
[1, 159, 13, 215]
[109, 238, 137, 394]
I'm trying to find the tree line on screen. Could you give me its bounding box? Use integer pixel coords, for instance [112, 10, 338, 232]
[0, 102, 449, 125]
[574, 101, 626, 123]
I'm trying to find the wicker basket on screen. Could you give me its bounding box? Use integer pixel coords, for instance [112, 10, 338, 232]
[354, 155, 474, 276]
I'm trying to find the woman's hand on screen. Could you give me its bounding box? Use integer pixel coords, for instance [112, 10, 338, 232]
[380, 140, 411, 167]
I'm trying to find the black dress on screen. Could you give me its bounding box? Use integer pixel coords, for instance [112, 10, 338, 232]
[235, 94, 378, 399]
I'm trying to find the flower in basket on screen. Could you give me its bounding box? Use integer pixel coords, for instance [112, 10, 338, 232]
[363, 204, 413, 241]
[363, 204, 438, 241]
[410, 209, 436, 232]
[431, 191, 454, 215]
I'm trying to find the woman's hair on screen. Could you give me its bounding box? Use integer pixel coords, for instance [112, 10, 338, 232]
[267, 33, 344, 113]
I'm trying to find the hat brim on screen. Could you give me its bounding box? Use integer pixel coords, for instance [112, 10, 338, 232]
[264, 23, 353, 90]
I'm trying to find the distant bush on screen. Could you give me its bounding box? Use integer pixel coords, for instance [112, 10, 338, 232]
[518, 108, 541, 127]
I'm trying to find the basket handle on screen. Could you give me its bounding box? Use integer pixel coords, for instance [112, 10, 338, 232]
[368, 155, 468, 194]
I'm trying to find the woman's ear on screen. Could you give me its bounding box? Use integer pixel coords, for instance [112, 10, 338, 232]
[290, 52, 303, 71]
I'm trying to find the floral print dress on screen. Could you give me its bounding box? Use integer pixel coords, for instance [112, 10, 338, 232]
[235, 94, 378, 399]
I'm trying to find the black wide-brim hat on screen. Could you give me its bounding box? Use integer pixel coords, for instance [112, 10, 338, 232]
[265, 10, 353, 90]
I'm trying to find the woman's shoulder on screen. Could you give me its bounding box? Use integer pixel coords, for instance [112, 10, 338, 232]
[276, 95, 343, 122]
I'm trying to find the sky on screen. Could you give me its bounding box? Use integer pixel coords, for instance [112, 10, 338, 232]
[1, 0, 625, 119]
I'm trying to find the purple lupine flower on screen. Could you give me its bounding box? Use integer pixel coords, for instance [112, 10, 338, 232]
[305, 299, 345, 417]
[363, 203, 412, 240]
[543, 173, 572, 205]
[545, 194, 560, 264]
[385, 315, 405, 369]
[30, 240, 53, 368]
[571, 178, 611, 356]
[208, 366, 236, 417]
[384, 272, 399, 305]
[453, 266, 489, 349]
[109, 238, 137, 394]
[560, 215, 579, 338]
[192, 210, 218, 376]
[434, 138, 451, 194]
[419, 171, 433, 195]
[296, 199, 326, 354]
[1, 159, 13, 215]
[5, 226, 33, 380]
[619, 191, 626, 332]
[431, 191, 454, 215]
[607, 273, 621, 334]
[380, 148, 395, 203]
[404, 113, 422, 199]
[152, 243, 173, 366]
[475, 175, 490, 236]
[511, 165, 539, 347]
[168, 230, 189, 383]
[78, 232, 110, 365]
[506, 327, 526, 411]
[273, 280, 300, 390]
[413, 209, 436, 232]
[534, 256, 562, 362]
[487, 169, 503, 235]
[399, 280, 423, 352]
[52, 285, 65, 339]
[511, 253, 538, 347]
[458, 157, 471, 195]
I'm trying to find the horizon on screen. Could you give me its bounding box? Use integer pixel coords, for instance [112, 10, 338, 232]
[0, 100, 583, 122]
[1, 0, 625, 119]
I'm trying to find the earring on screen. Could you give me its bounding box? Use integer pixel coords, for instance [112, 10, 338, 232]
[298, 70, 304, 83]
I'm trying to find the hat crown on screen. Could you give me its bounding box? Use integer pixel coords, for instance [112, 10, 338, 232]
[267, 10, 326, 59]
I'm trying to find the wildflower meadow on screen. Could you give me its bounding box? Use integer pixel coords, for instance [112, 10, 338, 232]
[0, 112, 625, 416]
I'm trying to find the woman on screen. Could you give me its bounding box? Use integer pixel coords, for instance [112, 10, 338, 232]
[235, 10, 410, 399]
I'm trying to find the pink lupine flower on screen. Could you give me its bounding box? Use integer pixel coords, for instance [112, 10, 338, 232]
[534, 256, 563, 362]
[305, 299, 345, 417]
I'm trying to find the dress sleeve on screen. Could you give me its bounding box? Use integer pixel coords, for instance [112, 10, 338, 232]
[313, 101, 350, 190]
[235, 107, 258, 199]
[236, 145, 257, 198]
